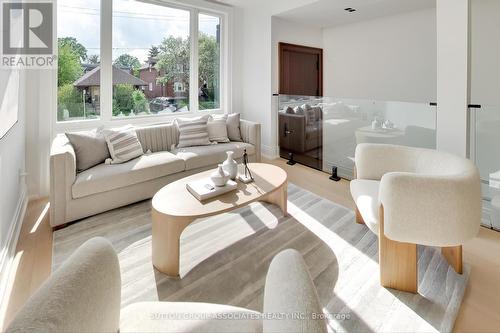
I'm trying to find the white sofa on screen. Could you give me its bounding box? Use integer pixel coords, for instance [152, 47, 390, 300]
[351, 143, 481, 292]
[5, 238, 327, 333]
[50, 120, 261, 228]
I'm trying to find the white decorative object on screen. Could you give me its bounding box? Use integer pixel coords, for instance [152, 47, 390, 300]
[210, 164, 230, 187]
[371, 118, 381, 130]
[222, 151, 238, 180]
[237, 174, 254, 184]
[186, 178, 237, 201]
[382, 120, 394, 129]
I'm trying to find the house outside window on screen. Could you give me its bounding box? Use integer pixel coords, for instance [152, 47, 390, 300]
[56, 0, 226, 125]
[174, 82, 184, 92]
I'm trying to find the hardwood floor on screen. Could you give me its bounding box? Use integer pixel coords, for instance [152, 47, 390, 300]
[1, 158, 500, 332]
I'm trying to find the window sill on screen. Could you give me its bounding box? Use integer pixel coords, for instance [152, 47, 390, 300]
[53, 109, 227, 134]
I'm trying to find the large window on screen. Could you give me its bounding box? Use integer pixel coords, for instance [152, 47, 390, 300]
[112, 1, 190, 117]
[198, 14, 221, 110]
[57, 0, 101, 122]
[57, 0, 225, 123]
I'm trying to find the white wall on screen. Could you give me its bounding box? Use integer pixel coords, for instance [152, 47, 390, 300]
[322, 8, 437, 103]
[0, 69, 26, 247]
[0, 69, 27, 302]
[470, 0, 500, 106]
[271, 17, 323, 93]
[436, 0, 469, 156]
[232, 0, 323, 158]
[268, 17, 323, 157]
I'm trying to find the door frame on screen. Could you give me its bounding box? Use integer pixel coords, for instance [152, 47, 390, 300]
[278, 42, 323, 96]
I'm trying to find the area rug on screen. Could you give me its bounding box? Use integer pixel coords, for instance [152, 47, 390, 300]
[53, 183, 469, 332]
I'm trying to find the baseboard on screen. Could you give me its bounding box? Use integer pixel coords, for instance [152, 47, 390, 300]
[261, 145, 279, 160]
[0, 186, 28, 318]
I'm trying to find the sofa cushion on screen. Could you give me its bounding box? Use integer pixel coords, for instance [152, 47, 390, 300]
[65, 130, 110, 172]
[226, 113, 243, 142]
[136, 123, 179, 153]
[72, 151, 185, 199]
[207, 115, 230, 143]
[173, 142, 255, 171]
[103, 126, 144, 164]
[350, 179, 380, 234]
[175, 115, 212, 148]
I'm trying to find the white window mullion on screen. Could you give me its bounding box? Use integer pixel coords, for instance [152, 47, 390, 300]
[101, 0, 113, 122]
[190, 9, 199, 113]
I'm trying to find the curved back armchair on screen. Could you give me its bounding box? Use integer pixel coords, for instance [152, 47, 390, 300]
[351, 143, 481, 293]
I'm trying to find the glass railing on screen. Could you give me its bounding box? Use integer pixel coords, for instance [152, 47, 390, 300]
[470, 104, 500, 230]
[277, 95, 437, 179]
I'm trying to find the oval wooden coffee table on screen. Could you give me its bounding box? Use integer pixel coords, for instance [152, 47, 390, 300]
[152, 163, 288, 277]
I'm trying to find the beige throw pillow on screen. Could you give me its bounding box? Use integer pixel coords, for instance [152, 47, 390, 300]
[207, 115, 230, 143]
[102, 126, 144, 164]
[65, 129, 110, 172]
[175, 115, 212, 148]
[213, 113, 242, 142]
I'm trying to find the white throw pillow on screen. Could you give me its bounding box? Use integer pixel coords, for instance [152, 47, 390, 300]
[175, 115, 212, 148]
[102, 126, 144, 164]
[213, 113, 242, 142]
[207, 115, 230, 143]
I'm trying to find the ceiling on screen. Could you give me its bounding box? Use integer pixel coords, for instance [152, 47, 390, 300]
[275, 0, 436, 29]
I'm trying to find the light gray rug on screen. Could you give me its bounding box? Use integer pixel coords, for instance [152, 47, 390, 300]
[53, 183, 469, 332]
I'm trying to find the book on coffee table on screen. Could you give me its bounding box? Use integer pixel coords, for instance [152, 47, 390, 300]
[186, 178, 238, 201]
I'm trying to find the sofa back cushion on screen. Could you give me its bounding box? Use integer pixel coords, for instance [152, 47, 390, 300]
[136, 123, 179, 153]
[103, 126, 144, 164]
[66, 129, 111, 172]
[175, 115, 212, 148]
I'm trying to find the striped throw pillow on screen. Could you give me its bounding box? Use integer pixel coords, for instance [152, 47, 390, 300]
[175, 115, 212, 148]
[103, 126, 144, 164]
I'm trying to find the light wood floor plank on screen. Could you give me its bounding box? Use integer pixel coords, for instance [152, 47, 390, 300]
[1, 158, 500, 332]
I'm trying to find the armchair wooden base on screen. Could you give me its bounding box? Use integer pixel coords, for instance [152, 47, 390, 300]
[379, 205, 418, 293]
[355, 207, 365, 225]
[442, 245, 463, 274]
[376, 205, 464, 294]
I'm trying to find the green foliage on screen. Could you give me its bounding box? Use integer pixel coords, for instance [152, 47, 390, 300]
[198, 32, 219, 90]
[113, 84, 135, 116]
[156, 36, 190, 87]
[57, 84, 84, 120]
[113, 84, 150, 116]
[114, 54, 141, 70]
[58, 44, 83, 87]
[148, 46, 159, 58]
[88, 54, 100, 64]
[132, 89, 150, 113]
[199, 101, 217, 110]
[58, 37, 87, 62]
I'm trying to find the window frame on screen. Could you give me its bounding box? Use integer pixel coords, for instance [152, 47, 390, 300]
[53, 0, 231, 133]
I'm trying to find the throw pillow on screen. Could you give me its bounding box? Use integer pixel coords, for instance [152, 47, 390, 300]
[304, 105, 318, 126]
[226, 113, 243, 142]
[207, 115, 230, 143]
[65, 129, 110, 172]
[102, 126, 144, 164]
[175, 115, 212, 148]
[294, 106, 305, 115]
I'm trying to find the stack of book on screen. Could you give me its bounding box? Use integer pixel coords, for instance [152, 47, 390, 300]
[186, 178, 238, 201]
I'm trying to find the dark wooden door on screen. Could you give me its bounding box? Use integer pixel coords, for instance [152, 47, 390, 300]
[279, 42, 323, 96]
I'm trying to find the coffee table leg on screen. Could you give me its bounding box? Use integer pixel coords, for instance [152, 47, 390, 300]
[261, 182, 288, 216]
[152, 210, 193, 277]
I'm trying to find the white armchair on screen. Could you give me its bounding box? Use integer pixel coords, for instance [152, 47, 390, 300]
[6, 238, 327, 333]
[350, 143, 481, 293]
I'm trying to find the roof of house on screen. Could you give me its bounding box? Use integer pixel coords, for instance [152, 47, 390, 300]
[73, 65, 148, 87]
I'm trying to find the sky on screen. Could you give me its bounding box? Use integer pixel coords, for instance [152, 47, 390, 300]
[57, 0, 220, 64]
